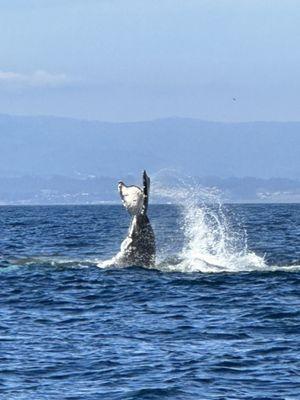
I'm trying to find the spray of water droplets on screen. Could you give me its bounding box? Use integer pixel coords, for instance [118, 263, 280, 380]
[152, 177, 266, 273]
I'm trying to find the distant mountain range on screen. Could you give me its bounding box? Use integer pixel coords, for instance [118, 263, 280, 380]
[0, 114, 299, 203]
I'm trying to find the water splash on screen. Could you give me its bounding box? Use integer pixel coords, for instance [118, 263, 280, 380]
[152, 177, 267, 273]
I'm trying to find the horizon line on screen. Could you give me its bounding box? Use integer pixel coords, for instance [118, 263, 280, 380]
[1, 112, 300, 125]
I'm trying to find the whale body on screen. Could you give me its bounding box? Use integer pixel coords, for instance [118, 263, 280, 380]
[113, 170, 156, 267]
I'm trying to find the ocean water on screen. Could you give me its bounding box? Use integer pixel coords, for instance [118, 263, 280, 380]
[0, 203, 300, 399]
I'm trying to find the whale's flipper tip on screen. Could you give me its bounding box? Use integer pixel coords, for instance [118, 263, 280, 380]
[143, 170, 150, 191]
[142, 170, 150, 214]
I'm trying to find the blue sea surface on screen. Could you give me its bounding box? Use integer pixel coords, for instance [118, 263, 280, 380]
[0, 204, 300, 399]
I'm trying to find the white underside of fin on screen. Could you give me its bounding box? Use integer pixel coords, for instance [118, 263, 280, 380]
[118, 183, 144, 216]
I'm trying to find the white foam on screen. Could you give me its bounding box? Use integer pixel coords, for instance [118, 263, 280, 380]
[152, 180, 270, 273]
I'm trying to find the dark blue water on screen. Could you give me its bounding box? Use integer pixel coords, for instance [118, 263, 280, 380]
[0, 204, 299, 399]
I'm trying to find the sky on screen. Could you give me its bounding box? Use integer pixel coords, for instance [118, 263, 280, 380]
[0, 0, 300, 122]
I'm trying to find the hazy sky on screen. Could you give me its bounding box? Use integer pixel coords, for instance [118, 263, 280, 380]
[0, 0, 299, 122]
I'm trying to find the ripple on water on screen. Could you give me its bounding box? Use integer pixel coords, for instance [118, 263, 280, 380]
[0, 205, 300, 399]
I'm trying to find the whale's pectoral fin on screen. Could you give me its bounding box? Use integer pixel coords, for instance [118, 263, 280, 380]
[142, 170, 150, 215]
[118, 182, 144, 216]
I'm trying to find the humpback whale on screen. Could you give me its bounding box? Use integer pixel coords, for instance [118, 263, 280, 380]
[113, 170, 156, 267]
